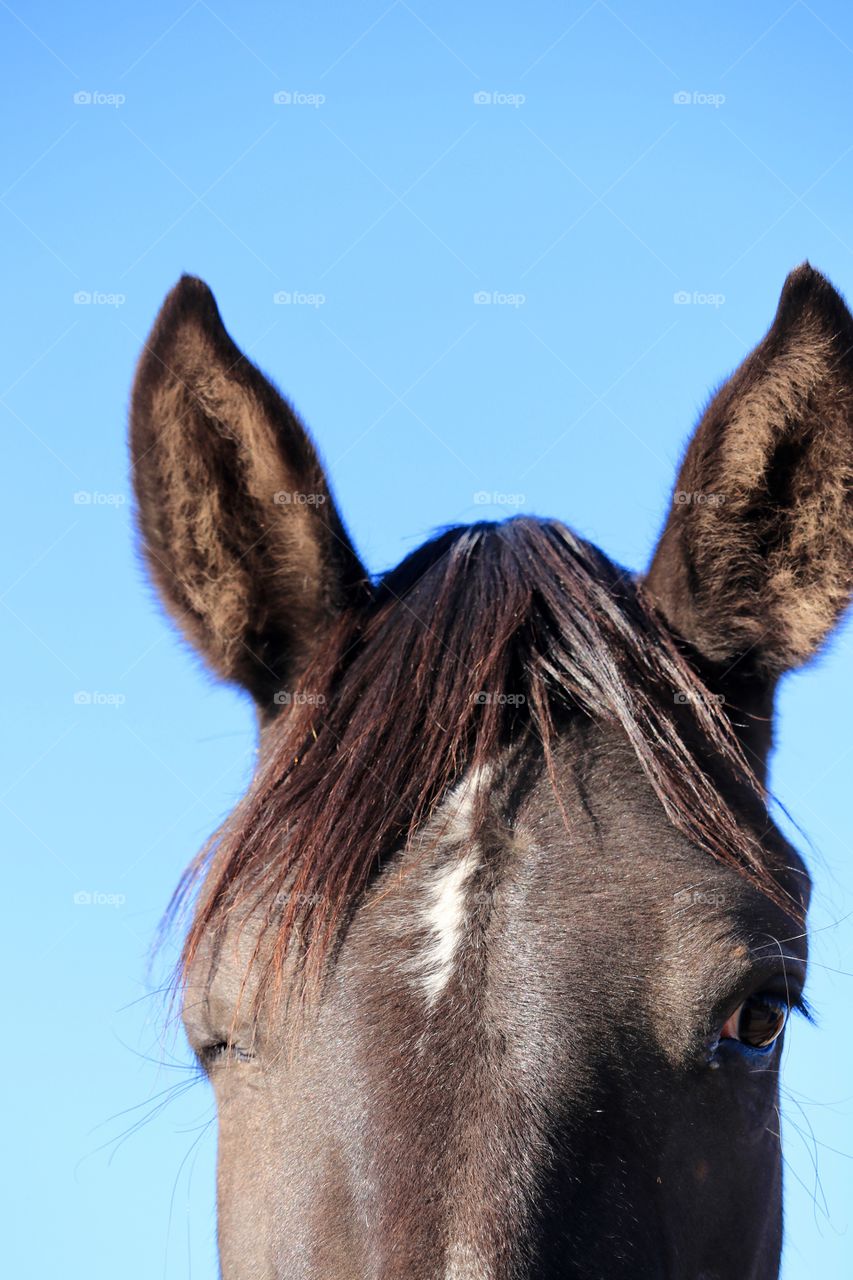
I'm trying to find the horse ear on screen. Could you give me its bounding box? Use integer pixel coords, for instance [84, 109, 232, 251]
[646, 264, 853, 682]
[130, 276, 369, 710]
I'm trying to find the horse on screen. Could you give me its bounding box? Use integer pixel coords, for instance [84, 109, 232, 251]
[130, 263, 853, 1279]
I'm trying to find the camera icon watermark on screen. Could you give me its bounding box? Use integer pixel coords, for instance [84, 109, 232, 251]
[273, 90, 326, 108]
[473, 90, 526, 108]
[273, 690, 327, 707]
[273, 290, 326, 308]
[272, 491, 327, 506]
[274, 889, 324, 907]
[73, 690, 126, 708]
[473, 490, 526, 508]
[673, 290, 725, 308]
[673, 491, 726, 508]
[672, 90, 725, 108]
[673, 888, 726, 908]
[73, 290, 126, 308]
[673, 689, 725, 707]
[73, 90, 126, 108]
[472, 691, 526, 706]
[73, 890, 127, 907]
[73, 490, 126, 506]
[473, 290, 526, 307]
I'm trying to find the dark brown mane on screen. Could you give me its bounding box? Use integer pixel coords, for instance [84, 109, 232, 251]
[174, 516, 784, 998]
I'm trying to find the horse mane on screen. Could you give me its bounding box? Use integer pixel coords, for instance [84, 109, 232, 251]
[174, 516, 784, 998]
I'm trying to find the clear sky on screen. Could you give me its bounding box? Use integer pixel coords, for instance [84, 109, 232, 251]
[2, 2, 852, 1276]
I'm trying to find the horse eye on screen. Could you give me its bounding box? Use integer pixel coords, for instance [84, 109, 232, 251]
[721, 995, 789, 1051]
[201, 1041, 255, 1067]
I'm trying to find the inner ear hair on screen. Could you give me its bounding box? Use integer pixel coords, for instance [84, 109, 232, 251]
[646, 263, 853, 682]
[130, 276, 369, 709]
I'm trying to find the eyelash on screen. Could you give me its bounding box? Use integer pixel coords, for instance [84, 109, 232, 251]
[788, 992, 812, 1022]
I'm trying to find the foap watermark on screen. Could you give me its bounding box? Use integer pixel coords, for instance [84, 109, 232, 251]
[473, 691, 526, 706]
[273, 290, 326, 308]
[474, 290, 526, 307]
[74, 690, 126, 708]
[473, 90, 526, 108]
[273, 90, 325, 108]
[673, 90, 725, 108]
[673, 490, 725, 507]
[73, 290, 126, 308]
[273, 690, 327, 707]
[673, 888, 726, 909]
[673, 290, 725, 308]
[73, 90, 126, 108]
[73, 890, 126, 907]
[273, 490, 326, 506]
[473, 490, 526, 508]
[673, 689, 726, 708]
[274, 890, 324, 908]
[73, 490, 126, 506]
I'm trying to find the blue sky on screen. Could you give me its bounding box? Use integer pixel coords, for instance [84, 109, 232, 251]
[2, 2, 852, 1276]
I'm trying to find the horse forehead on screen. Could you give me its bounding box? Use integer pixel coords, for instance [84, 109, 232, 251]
[356, 740, 680, 1006]
[191, 721, 804, 1049]
[351, 729, 795, 1032]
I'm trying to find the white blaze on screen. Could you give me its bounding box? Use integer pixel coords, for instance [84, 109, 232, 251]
[417, 768, 487, 1004]
[444, 1240, 492, 1280]
[420, 850, 480, 1003]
